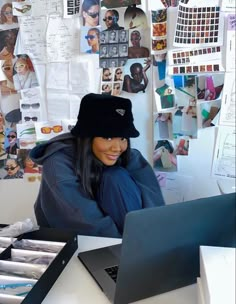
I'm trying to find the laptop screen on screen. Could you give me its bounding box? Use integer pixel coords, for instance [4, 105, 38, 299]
[114, 193, 236, 304]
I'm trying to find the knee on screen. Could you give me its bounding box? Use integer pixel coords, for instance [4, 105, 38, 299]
[102, 166, 131, 184]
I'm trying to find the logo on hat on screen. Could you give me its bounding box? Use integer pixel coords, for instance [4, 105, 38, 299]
[116, 109, 125, 116]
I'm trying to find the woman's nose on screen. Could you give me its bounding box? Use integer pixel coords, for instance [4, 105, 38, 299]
[111, 139, 122, 151]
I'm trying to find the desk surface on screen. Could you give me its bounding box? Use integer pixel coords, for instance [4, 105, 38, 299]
[42, 235, 198, 304]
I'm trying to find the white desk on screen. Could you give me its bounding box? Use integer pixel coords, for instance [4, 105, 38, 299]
[42, 235, 198, 304]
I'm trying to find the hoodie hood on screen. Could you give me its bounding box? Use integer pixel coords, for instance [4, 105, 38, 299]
[30, 133, 76, 165]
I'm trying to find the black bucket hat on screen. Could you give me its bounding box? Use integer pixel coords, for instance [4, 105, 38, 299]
[71, 93, 139, 138]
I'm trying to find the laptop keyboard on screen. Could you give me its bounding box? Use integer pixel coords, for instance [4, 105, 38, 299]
[104, 265, 119, 282]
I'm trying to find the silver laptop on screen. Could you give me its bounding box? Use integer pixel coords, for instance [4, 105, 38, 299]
[78, 193, 236, 304]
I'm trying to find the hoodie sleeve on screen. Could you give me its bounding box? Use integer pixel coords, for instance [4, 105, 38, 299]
[127, 149, 165, 208]
[35, 149, 121, 238]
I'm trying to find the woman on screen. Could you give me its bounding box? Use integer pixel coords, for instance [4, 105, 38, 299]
[0, 3, 18, 29]
[0, 59, 17, 95]
[30, 93, 165, 237]
[102, 67, 112, 81]
[101, 83, 112, 95]
[0, 133, 7, 160]
[114, 67, 123, 81]
[3, 157, 23, 179]
[123, 58, 151, 93]
[13, 55, 39, 91]
[85, 27, 100, 54]
[5, 130, 18, 155]
[112, 83, 121, 96]
[0, 29, 18, 60]
[82, 0, 99, 27]
[103, 9, 124, 31]
[0, 112, 5, 134]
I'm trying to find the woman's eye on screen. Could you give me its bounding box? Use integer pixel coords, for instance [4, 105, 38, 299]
[121, 138, 127, 141]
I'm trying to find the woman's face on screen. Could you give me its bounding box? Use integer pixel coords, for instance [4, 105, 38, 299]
[131, 66, 143, 83]
[14, 59, 28, 75]
[2, 60, 13, 81]
[92, 137, 128, 166]
[103, 69, 111, 81]
[0, 113, 4, 125]
[0, 136, 5, 153]
[7, 132, 17, 144]
[3, 5, 13, 24]
[130, 33, 141, 47]
[83, 5, 99, 27]
[115, 69, 122, 80]
[5, 159, 19, 176]
[86, 30, 99, 48]
[113, 84, 121, 96]
[104, 11, 114, 29]
[25, 157, 35, 168]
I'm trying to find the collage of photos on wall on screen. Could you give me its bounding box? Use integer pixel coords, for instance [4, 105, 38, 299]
[0, 0, 43, 181]
[152, 0, 231, 182]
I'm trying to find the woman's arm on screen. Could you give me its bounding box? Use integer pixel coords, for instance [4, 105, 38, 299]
[37, 152, 121, 238]
[127, 149, 165, 207]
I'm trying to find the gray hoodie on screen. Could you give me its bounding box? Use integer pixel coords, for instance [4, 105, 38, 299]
[30, 133, 165, 238]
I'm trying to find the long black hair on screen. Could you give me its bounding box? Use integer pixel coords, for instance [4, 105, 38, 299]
[75, 137, 131, 199]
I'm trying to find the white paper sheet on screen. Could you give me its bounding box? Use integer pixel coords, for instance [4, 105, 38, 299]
[219, 72, 235, 127]
[16, 16, 47, 63]
[212, 126, 236, 180]
[46, 63, 69, 90]
[46, 16, 79, 62]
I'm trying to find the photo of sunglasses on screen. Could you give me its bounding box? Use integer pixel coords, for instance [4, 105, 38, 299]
[21, 103, 40, 110]
[41, 125, 63, 134]
[7, 135, 16, 139]
[103, 16, 113, 22]
[14, 64, 26, 71]
[85, 35, 96, 40]
[24, 116, 38, 122]
[86, 11, 99, 18]
[2, 66, 12, 71]
[4, 11, 13, 16]
[4, 165, 18, 171]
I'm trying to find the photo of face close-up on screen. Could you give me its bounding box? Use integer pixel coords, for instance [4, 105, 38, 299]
[82, 0, 100, 27]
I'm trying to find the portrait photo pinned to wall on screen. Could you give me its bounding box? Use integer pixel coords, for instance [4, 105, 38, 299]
[101, 8, 125, 31]
[12, 54, 39, 92]
[17, 148, 41, 175]
[128, 29, 150, 59]
[122, 58, 151, 93]
[81, 0, 100, 27]
[80, 26, 100, 54]
[0, 28, 19, 61]
[4, 127, 19, 156]
[0, 58, 17, 96]
[101, 82, 112, 95]
[0, 156, 24, 180]
[0, 2, 19, 30]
